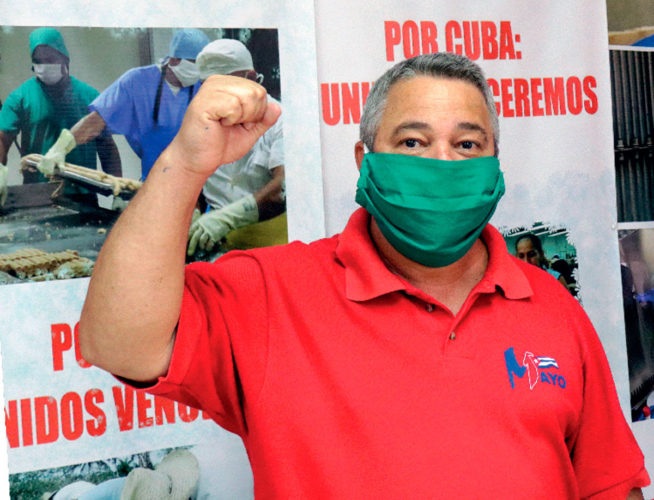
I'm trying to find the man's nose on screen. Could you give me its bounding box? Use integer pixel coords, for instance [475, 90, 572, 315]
[432, 143, 456, 160]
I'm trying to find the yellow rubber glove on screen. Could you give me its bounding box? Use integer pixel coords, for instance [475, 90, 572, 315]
[187, 194, 258, 256]
[0, 165, 8, 206]
[38, 129, 76, 176]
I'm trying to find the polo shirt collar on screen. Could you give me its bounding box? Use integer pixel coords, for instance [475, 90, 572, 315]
[335, 208, 533, 302]
[479, 224, 533, 300]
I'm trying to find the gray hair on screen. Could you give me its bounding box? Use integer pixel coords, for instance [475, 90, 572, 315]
[360, 53, 499, 156]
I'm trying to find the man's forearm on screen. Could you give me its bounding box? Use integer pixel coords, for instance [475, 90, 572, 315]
[79, 74, 281, 383]
[0, 131, 14, 165]
[71, 111, 106, 146]
[96, 134, 122, 177]
[255, 165, 286, 220]
[79, 148, 206, 382]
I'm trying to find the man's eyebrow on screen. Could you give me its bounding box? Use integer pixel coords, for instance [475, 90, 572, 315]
[457, 121, 489, 139]
[390, 121, 432, 136]
[391, 120, 490, 139]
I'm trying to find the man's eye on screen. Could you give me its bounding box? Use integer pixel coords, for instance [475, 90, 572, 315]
[460, 140, 475, 149]
[404, 139, 420, 148]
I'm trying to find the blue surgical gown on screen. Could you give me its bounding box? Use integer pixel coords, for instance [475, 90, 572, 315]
[89, 64, 200, 179]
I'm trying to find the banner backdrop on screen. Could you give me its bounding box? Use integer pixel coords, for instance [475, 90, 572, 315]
[314, 1, 653, 497]
[0, 0, 653, 497]
[0, 0, 322, 497]
[2, 279, 260, 497]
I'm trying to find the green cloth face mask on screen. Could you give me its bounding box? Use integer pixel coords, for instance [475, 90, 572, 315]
[355, 153, 505, 267]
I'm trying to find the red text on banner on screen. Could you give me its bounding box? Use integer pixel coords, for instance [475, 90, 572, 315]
[4, 387, 212, 448]
[51, 322, 92, 372]
[320, 75, 598, 126]
[321, 82, 373, 126]
[385, 20, 522, 62]
[5, 389, 106, 448]
[488, 76, 598, 117]
[112, 385, 211, 432]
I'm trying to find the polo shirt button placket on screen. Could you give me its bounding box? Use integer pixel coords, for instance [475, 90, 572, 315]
[426, 303, 435, 313]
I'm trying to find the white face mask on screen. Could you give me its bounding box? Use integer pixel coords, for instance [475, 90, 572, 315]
[169, 59, 200, 88]
[33, 63, 64, 85]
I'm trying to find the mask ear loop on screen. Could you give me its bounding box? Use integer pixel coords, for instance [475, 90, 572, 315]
[256, 73, 264, 84]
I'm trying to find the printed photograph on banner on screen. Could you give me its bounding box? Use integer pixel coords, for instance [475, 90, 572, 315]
[2, 309, 253, 494]
[0, 26, 286, 285]
[609, 46, 654, 224]
[609, 31, 654, 47]
[501, 222, 579, 299]
[608, 22, 654, 424]
[607, 5, 654, 49]
[618, 228, 654, 423]
[9, 444, 252, 498]
[1, 294, 249, 476]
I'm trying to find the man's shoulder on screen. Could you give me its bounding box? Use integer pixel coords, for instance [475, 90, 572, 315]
[118, 64, 160, 81]
[68, 76, 100, 99]
[240, 236, 339, 263]
[0, 80, 45, 121]
[4, 78, 40, 99]
[512, 254, 579, 303]
[93, 65, 159, 107]
[203, 236, 341, 277]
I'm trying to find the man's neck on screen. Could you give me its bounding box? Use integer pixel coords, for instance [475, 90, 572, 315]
[370, 218, 489, 314]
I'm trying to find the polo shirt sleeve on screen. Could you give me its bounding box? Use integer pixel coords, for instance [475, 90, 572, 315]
[71, 78, 100, 106]
[143, 254, 270, 438]
[89, 68, 145, 138]
[569, 306, 650, 498]
[0, 86, 24, 135]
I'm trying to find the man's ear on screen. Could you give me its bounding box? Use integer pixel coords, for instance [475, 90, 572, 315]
[354, 141, 366, 170]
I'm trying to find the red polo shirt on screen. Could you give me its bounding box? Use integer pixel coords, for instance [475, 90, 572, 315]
[147, 208, 649, 498]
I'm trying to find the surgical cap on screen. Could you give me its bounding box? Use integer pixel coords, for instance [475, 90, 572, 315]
[168, 29, 210, 59]
[29, 27, 69, 59]
[197, 39, 254, 80]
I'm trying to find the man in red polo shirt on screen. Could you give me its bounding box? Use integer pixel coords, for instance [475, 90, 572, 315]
[80, 53, 649, 498]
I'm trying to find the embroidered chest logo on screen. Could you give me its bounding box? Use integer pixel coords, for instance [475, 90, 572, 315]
[504, 347, 567, 390]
